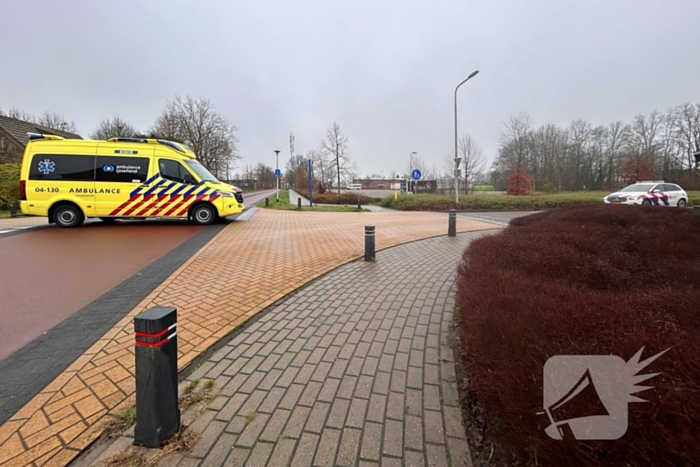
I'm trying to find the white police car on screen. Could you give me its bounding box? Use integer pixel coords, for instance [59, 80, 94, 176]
[604, 181, 688, 207]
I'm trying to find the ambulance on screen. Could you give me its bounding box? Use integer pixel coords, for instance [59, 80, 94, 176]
[19, 134, 245, 227]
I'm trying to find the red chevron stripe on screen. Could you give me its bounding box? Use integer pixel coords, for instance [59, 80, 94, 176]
[163, 194, 194, 217]
[122, 194, 156, 217]
[135, 193, 169, 217]
[175, 193, 208, 217]
[109, 194, 142, 216]
[152, 194, 182, 216]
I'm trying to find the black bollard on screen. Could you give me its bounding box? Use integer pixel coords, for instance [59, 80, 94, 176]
[364, 225, 375, 261]
[298, 197, 302, 209]
[448, 209, 456, 237]
[357, 198, 361, 210]
[265, 197, 269, 207]
[134, 307, 180, 448]
[9, 203, 16, 217]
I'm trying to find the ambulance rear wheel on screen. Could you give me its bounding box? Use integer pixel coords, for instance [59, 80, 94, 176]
[54, 204, 84, 228]
[191, 204, 216, 225]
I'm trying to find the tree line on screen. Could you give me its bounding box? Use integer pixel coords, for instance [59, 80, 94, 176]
[491, 102, 700, 192]
[232, 121, 359, 193]
[1, 95, 240, 180]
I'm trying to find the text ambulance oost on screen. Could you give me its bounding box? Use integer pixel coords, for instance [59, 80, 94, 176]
[19, 134, 244, 228]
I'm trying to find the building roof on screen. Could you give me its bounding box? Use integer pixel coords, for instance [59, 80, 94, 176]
[0, 115, 82, 146]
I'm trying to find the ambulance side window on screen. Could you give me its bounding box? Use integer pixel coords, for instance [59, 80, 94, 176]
[96, 156, 150, 183]
[29, 154, 95, 181]
[159, 159, 197, 184]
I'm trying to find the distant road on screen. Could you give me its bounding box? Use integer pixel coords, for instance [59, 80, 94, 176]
[327, 189, 507, 198]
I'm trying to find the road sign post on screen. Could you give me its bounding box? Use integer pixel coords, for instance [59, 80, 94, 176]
[307, 159, 313, 206]
[274, 150, 281, 202]
[411, 169, 422, 202]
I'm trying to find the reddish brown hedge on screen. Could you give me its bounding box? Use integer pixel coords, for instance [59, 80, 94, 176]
[457, 204, 700, 466]
[294, 188, 379, 205]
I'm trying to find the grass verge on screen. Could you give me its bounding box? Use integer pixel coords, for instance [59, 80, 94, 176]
[260, 190, 371, 212]
[379, 190, 700, 211]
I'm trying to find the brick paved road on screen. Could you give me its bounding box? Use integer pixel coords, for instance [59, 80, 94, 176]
[0, 210, 499, 467]
[116, 230, 496, 467]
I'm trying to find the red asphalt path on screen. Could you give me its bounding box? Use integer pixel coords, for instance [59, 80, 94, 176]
[0, 190, 275, 361]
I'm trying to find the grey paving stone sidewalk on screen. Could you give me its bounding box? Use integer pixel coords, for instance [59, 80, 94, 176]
[140, 230, 495, 466]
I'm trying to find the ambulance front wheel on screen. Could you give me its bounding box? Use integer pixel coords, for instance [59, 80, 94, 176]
[191, 204, 217, 225]
[53, 203, 85, 228]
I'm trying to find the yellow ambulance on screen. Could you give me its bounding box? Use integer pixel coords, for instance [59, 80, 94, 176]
[19, 134, 245, 227]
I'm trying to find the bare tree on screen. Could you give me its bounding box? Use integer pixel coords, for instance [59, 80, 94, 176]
[37, 111, 78, 133]
[674, 103, 700, 172]
[151, 95, 240, 179]
[322, 122, 355, 193]
[3, 108, 36, 122]
[308, 146, 332, 189]
[254, 163, 275, 190]
[458, 134, 486, 192]
[1, 108, 77, 133]
[90, 117, 139, 140]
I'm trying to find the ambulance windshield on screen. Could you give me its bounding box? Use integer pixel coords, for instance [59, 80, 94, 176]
[185, 159, 218, 182]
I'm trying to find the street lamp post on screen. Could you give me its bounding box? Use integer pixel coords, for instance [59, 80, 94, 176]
[454, 70, 479, 205]
[274, 150, 280, 202]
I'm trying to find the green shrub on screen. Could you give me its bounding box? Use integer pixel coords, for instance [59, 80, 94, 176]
[542, 181, 558, 194]
[0, 164, 20, 209]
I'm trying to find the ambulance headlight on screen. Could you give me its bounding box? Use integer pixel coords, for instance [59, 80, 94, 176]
[220, 192, 234, 198]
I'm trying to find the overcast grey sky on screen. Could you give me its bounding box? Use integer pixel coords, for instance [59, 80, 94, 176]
[2, 0, 699, 177]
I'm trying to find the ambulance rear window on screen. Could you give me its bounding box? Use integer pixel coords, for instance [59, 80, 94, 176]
[29, 154, 95, 181]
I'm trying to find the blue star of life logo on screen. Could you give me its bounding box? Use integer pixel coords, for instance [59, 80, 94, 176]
[38, 159, 55, 175]
[103, 165, 115, 173]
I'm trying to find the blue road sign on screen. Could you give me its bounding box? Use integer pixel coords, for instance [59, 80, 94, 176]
[411, 169, 422, 181]
[275, 169, 281, 178]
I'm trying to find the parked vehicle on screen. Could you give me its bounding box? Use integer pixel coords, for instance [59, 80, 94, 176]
[19, 134, 245, 227]
[346, 183, 362, 190]
[603, 181, 688, 207]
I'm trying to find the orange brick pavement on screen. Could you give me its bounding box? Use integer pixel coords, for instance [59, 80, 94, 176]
[0, 217, 48, 229]
[0, 209, 502, 466]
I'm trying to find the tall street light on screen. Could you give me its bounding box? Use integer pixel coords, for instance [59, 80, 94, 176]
[274, 150, 280, 202]
[454, 70, 479, 205]
[409, 151, 416, 194]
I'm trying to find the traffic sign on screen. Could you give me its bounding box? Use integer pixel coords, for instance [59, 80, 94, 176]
[411, 169, 422, 181]
[275, 169, 281, 178]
